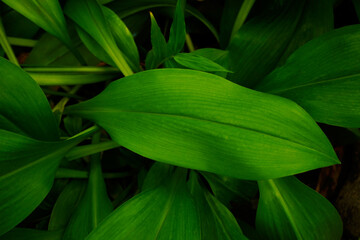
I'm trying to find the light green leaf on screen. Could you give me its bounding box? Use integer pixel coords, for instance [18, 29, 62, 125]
[201, 172, 258, 207]
[141, 162, 175, 191]
[86, 168, 200, 240]
[105, 0, 219, 41]
[228, 0, 333, 88]
[102, 6, 140, 72]
[0, 57, 58, 140]
[256, 176, 343, 240]
[48, 180, 87, 231]
[145, 12, 168, 70]
[66, 69, 338, 180]
[173, 53, 231, 73]
[167, 0, 186, 55]
[0, 228, 63, 240]
[25, 66, 120, 86]
[191, 48, 230, 77]
[63, 133, 113, 240]
[2, 0, 83, 63]
[256, 25, 360, 128]
[0, 127, 97, 237]
[189, 172, 248, 240]
[65, 0, 133, 76]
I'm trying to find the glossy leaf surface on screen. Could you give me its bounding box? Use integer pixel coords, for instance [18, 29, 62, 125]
[256, 176, 343, 240]
[66, 69, 338, 180]
[0, 57, 58, 141]
[86, 168, 200, 239]
[256, 25, 360, 127]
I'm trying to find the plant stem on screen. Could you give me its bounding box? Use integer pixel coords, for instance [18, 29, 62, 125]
[185, 33, 195, 52]
[66, 140, 120, 161]
[7, 37, 37, 47]
[0, 16, 19, 66]
[230, 0, 256, 43]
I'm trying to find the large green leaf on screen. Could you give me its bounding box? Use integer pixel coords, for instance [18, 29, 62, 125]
[0, 228, 63, 240]
[256, 176, 343, 240]
[65, 0, 133, 76]
[189, 172, 248, 240]
[0, 128, 97, 237]
[0, 57, 58, 140]
[63, 133, 113, 240]
[86, 168, 200, 239]
[227, 0, 333, 88]
[2, 0, 82, 62]
[66, 69, 338, 180]
[256, 25, 360, 128]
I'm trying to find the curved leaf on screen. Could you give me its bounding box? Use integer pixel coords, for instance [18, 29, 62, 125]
[189, 172, 248, 240]
[65, 0, 133, 76]
[0, 228, 63, 240]
[0, 57, 58, 140]
[256, 25, 360, 128]
[66, 69, 338, 180]
[173, 53, 231, 73]
[86, 168, 200, 239]
[256, 176, 343, 240]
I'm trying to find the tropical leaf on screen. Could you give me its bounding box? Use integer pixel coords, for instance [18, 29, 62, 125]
[86, 168, 200, 239]
[65, 69, 338, 180]
[167, 0, 186, 55]
[256, 176, 343, 240]
[173, 53, 231, 73]
[256, 25, 360, 128]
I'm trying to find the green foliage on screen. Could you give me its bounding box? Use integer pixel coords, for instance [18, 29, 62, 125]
[0, 0, 356, 239]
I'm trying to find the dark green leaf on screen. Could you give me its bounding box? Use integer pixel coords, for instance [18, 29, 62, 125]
[141, 162, 175, 191]
[189, 172, 248, 240]
[86, 168, 200, 239]
[0, 228, 63, 240]
[145, 12, 168, 70]
[256, 25, 360, 128]
[0, 57, 58, 140]
[256, 176, 343, 240]
[66, 69, 338, 180]
[173, 53, 231, 73]
[48, 180, 87, 231]
[220, 0, 244, 48]
[167, 0, 186, 55]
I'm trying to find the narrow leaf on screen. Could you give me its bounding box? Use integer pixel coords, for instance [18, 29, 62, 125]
[256, 25, 360, 128]
[167, 0, 186, 55]
[65, 0, 133, 76]
[0, 16, 19, 66]
[86, 168, 200, 240]
[256, 176, 343, 240]
[173, 53, 231, 72]
[66, 69, 338, 180]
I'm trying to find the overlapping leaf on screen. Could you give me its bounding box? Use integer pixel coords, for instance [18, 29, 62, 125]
[66, 69, 338, 180]
[256, 25, 360, 128]
[173, 53, 231, 73]
[0, 228, 63, 240]
[256, 176, 343, 239]
[86, 168, 200, 239]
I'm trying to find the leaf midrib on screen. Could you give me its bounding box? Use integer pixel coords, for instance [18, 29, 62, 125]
[70, 108, 336, 162]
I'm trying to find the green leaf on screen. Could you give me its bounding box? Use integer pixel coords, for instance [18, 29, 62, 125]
[105, 0, 219, 42]
[24, 66, 120, 86]
[189, 172, 248, 240]
[66, 69, 338, 180]
[145, 12, 168, 70]
[256, 25, 360, 128]
[227, 0, 333, 88]
[65, 0, 133, 76]
[86, 168, 200, 240]
[2, 0, 83, 63]
[256, 176, 343, 240]
[167, 0, 186, 55]
[201, 172, 258, 207]
[0, 57, 58, 141]
[48, 180, 87, 231]
[0, 16, 19, 66]
[0, 228, 63, 240]
[141, 162, 175, 191]
[0, 129, 96, 237]
[102, 6, 140, 72]
[173, 53, 231, 73]
[63, 133, 113, 240]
